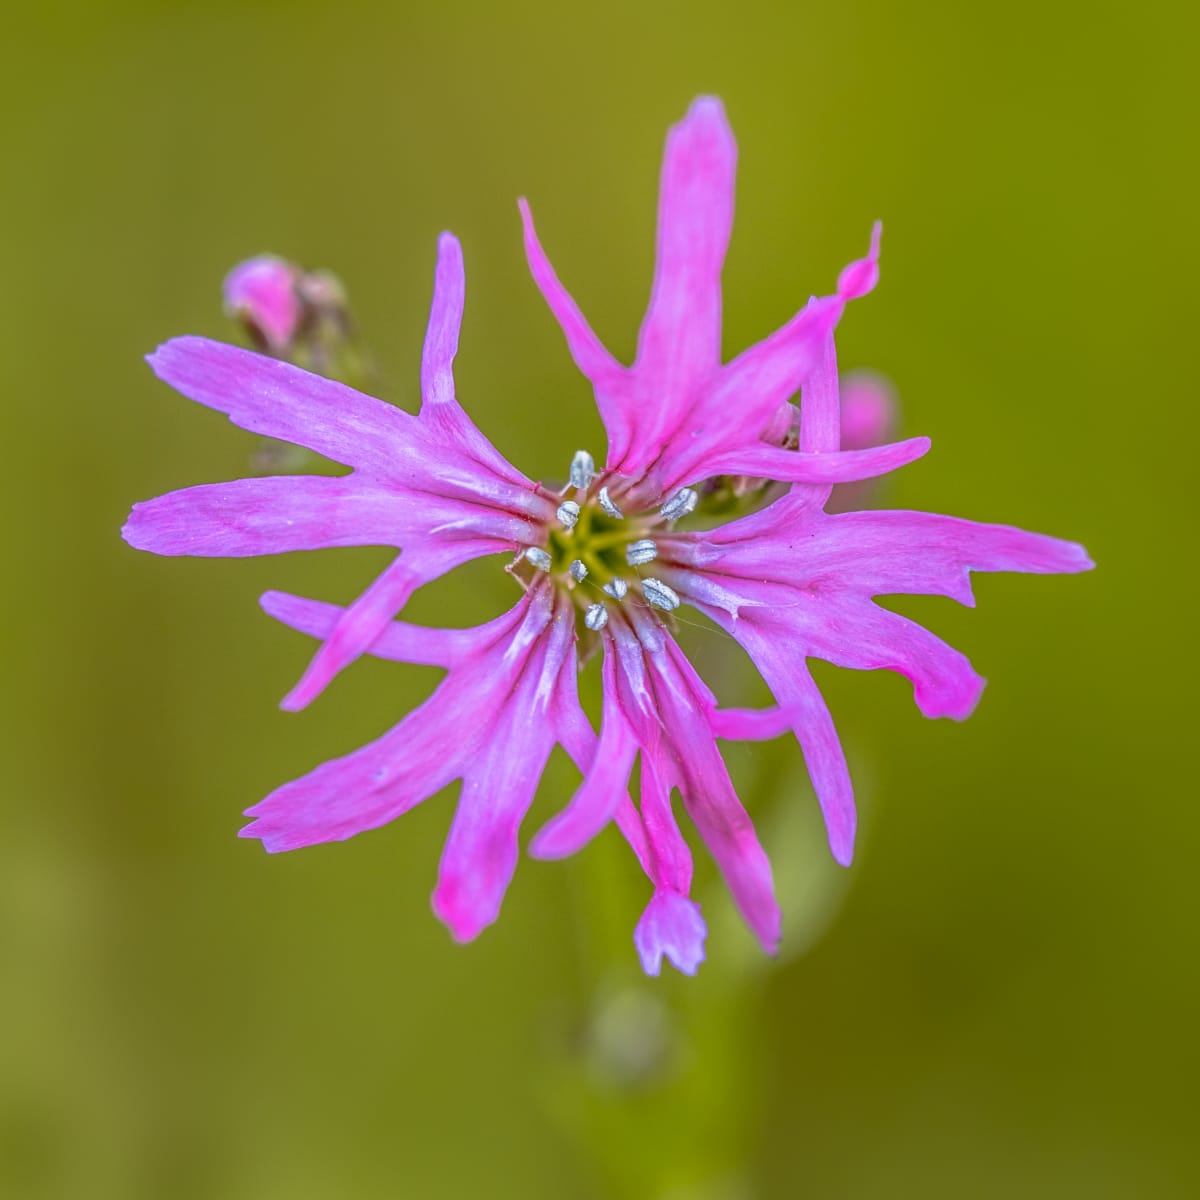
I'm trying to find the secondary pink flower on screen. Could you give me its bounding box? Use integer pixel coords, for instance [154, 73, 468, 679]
[124, 97, 1093, 975]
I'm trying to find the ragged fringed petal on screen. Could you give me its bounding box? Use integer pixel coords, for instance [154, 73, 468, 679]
[710, 707, 793, 742]
[634, 96, 735, 437]
[239, 666, 489, 853]
[280, 540, 491, 711]
[255, 581, 587, 941]
[146, 336, 415, 477]
[242, 593, 541, 851]
[416, 233, 548, 490]
[723, 626, 858, 867]
[690, 506, 1093, 607]
[517, 199, 623, 389]
[530, 646, 637, 859]
[631, 748, 706, 977]
[612, 611, 781, 954]
[432, 605, 575, 941]
[260, 590, 482, 669]
[668, 578, 986, 724]
[635, 890, 707, 977]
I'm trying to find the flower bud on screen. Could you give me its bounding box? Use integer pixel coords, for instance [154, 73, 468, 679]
[828, 369, 899, 512]
[222, 255, 303, 353]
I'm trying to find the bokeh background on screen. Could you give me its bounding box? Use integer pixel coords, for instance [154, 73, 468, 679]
[3, 1, 1196, 1196]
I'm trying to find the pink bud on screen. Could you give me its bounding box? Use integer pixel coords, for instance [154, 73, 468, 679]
[840, 369, 897, 452]
[223, 255, 303, 353]
[828, 369, 899, 512]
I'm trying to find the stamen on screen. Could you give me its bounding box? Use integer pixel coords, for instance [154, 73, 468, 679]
[569, 559, 588, 582]
[642, 578, 680, 611]
[525, 547, 552, 572]
[603, 578, 629, 600]
[569, 450, 595, 489]
[598, 486, 624, 519]
[626, 539, 658, 566]
[584, 602, 609, 631]
[556, 500, 581, 530]
[660, 487, 698, 520]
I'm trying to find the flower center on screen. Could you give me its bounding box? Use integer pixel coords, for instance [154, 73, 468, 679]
[515, 449, 693, 633]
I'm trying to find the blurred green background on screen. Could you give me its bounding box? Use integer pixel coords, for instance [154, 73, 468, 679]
[2, 1, 1196, 1196]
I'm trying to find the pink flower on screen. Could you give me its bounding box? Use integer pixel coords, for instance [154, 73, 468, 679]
[124, 98, 1092, 975]
[223, 256, 303, 353]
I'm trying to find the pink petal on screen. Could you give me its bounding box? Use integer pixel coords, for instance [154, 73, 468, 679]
[632, 747, 707, 977]
[742, 509, 1094, 606]
[240, 667, 492, 853]
[635, 95, 735, 411]
[260, 590, 487, 670]
[798, 332, 842, 456]
[147, 337, 414, 476]
[710, 707, 793, 742]
[678, 584, 986, 724]
[517, 199, 621, 387]
[529, 645, 636, 858]
[420, 233, 465, 411]
[613, 615, 781, 954]
[281, 540, 497, 710]
[241, 589, 559, 854]
[729, 630, 857, 867]
[431, 602, 576, 941]
[695, 435, 931, 488]
[638, 754, 694, 895]
[122, 475, 405, 557]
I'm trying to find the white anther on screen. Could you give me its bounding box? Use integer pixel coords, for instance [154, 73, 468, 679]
[569, 559, 588, 582]
[603, 578, 629, 600]
[584, 602, 609, 631]
[556, 500, 580, 529]
[626, 538, 658, 566]
[660, 487, 698, 521]
[569, 450, 595, 489]
[598, 486, 624, 519]
[641, 578, 680, 611]
[525, 547, 552, 571]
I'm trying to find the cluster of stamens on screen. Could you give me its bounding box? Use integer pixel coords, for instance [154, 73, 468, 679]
[517, 449, 697, 634]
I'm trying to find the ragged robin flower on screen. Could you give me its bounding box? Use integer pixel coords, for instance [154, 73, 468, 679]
[123, 98, 1091, 975]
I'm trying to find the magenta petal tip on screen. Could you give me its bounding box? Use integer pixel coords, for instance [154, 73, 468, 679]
[837, 222, 883, 300]
[634, 891, 707, 977]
